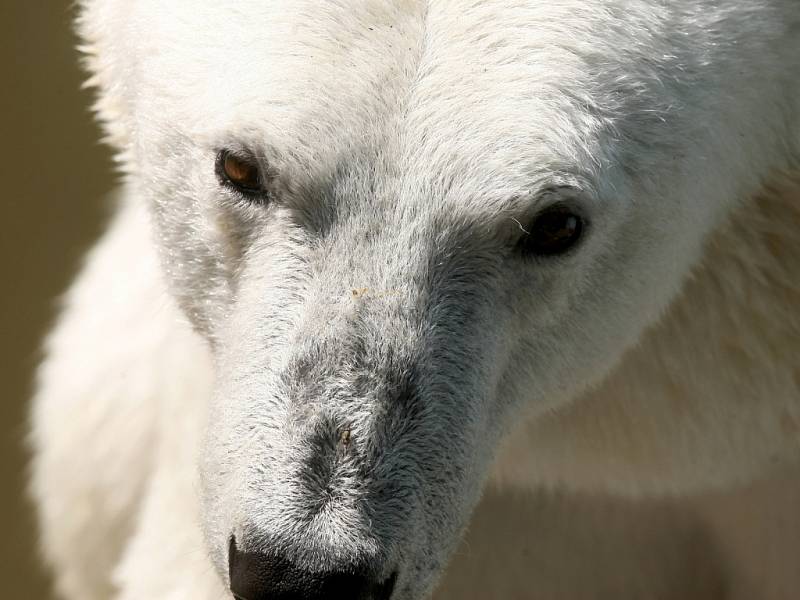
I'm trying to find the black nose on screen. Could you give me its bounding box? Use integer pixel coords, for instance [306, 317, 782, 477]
[229, 538, 396, 600]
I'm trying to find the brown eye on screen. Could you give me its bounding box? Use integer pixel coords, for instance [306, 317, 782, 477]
[518, 205, 585, 257]
[216, 150, 264, 196]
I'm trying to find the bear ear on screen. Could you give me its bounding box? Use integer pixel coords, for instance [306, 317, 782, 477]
[75, 0, 135, 168]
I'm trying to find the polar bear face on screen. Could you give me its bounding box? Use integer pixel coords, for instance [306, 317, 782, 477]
[80, 0, 796, 597]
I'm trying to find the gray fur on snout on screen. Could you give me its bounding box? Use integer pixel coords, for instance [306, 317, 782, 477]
[202, 200, 510, 588]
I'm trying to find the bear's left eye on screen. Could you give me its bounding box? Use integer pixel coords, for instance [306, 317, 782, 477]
[215, 150, 266, 199]
[517, 205, 586, 257]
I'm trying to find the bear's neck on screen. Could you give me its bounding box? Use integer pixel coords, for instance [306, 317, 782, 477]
[493, 172, 800, 496]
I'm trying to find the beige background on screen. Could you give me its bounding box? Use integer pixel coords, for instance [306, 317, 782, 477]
[1, 3, 798, 599]
[1, 3, 111, 596]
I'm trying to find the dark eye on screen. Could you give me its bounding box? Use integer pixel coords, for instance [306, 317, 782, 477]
[216, 150, 265, 198]
[517, 205, 585, 257]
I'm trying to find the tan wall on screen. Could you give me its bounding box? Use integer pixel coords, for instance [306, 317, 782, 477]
[2, 4, 798, 600]
[0, 3, 111, 597]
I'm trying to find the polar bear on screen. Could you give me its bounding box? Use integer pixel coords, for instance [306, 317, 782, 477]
[30, 1, 800, 599]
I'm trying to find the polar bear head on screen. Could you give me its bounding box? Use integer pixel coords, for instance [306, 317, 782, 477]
[79, 0, 797, 598]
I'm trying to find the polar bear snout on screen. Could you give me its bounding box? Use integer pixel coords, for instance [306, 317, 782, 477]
[228, 537, 397, 600]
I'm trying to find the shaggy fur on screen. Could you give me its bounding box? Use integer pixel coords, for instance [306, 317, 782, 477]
[30, 1, 800, 599]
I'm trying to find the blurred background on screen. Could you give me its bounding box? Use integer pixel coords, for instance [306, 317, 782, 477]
[1, 3, 799, 599]
[1, 2, 112, 596]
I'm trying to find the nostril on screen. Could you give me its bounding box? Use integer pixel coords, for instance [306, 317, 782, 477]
[228, 537, 396, 600]
[377, 570, 398, 599]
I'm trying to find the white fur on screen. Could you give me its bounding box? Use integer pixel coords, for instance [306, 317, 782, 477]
[31, 1, 800, 599]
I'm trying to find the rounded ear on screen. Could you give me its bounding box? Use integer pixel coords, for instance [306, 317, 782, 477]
[75, 0, 135, 168]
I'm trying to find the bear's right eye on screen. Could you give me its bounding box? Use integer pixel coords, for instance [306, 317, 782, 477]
[215, 150, 267, 200]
